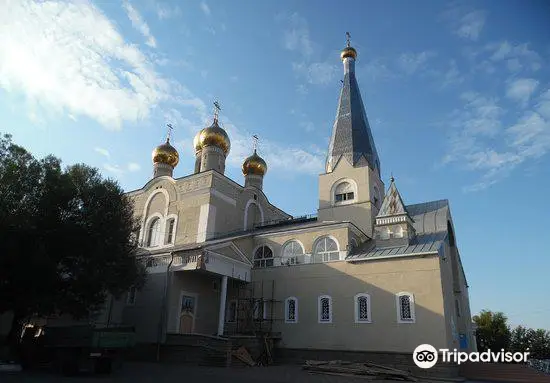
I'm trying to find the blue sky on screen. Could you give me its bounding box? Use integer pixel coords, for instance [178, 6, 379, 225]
[1, 0, 549, 330]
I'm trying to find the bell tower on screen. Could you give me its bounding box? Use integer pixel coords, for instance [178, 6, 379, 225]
[317, 34, 384, 237]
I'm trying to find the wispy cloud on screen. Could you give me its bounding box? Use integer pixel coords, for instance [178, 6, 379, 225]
[0, 0, 176, 129]
[456, 11, 486, 41]
[397, 51, 436, 75]
[442, 89, 550, 192]
[440, 5, 486, 41]
[104, 162, 142, 175]
[222, 122, 325, 175]
[200, 1, 210, 16]
[0, 1, 323, 178]
[278, 12, 313, 57]
[122, 0, 157, 48]
[155, 2, 181, 20]
[292, 62, 338, 85]
[103, 164, 124, 175]
[229, 76, 239, 83]
[127, 162, 141, 172]
[506, 78, 539, 108]
[94, 147, 110, 158]
[487, 41, 542, 72]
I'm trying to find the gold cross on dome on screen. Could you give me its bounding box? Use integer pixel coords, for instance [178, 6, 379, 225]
[166, 123, 174, 142]
[213, 100, 221, 121]
[252, 135, 259, 152]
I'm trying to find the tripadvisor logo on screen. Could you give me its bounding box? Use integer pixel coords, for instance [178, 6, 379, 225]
[413, 344, 530, 369]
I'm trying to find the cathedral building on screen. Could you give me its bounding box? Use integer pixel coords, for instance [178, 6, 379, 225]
[110, 38, 474, 363]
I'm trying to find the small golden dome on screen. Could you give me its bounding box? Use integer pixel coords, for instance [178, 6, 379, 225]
[152, 139, 179, 167]
[197, 120, 231, 155]
[242, 150, 267, 176]
[341, 46, 357, 61]
[193, 130, 203, 152]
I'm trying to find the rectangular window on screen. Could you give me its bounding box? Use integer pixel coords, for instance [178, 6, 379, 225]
[126, 286, 136, 306]
[335, 192, 354, 202]
[166, 219, 175, 244]
[455, 299, 461, 317]
[285, 298, 298, 323]
[355, 294, 371, 323]
[397, 293, 415, 323]
[319, 296, 332, 323]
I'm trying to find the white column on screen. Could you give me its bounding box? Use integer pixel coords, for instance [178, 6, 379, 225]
[217, 275, 228, 336]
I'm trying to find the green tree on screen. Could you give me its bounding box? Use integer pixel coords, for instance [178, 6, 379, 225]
[527, 328, 550, 359]
[0, 134, 145, 353]
[473, 310, 511, 352]
[510, 325, 531, 353]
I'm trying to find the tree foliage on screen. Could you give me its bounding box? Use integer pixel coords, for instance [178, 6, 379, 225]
[474, 309, 550, 359]
[473, 310, 511, 352]
[0, 134, 145, 329]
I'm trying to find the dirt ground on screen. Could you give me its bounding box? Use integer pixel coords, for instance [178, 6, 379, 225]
[0, 361, 482, 383]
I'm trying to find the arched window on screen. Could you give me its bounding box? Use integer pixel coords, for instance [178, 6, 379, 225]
[313, 237, 339, 263]
[285, 297, 298, 323]
[354, 293, 372, 323]
[147, 217, 161, 247]
[166, 218, 175, 244]
[318, 295, 332, 323]
[282, 240, 304, 265]
[334, 181, 355, 204]
[396, 292, 415, 323]
[254, 246, 273, 268]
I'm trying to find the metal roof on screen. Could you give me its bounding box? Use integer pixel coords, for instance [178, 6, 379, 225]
[347, 199, 451, 261]
[407, 199, 449, 234]
[347, 231, 447, 261]
[326, 64, 379, 173]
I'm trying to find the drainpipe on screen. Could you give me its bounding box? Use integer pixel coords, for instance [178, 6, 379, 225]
[157, 251, 175, 362]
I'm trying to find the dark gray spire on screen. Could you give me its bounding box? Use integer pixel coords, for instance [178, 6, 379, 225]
[326, 43, 380, 174]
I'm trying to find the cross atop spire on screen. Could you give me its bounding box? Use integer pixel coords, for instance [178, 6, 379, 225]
[252, 134, 259, 152]
[346, 32, 351, 47]
[213, 100, 221, 123]
[166, 123, 174, 143]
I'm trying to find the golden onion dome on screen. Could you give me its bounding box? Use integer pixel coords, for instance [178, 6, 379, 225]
[197, 120, 231, 155]
[242, 150, 267, 176]
[152, 139, 179, 167]
[193, 129, 203, 152]
[340, 46, 357, 61]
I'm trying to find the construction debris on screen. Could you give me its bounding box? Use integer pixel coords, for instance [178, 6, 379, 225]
[303, 360, 417, 381]
[232, 346, 255, 366]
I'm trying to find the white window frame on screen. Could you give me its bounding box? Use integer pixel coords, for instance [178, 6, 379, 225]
[313, 236, 340, 263]
[354, 293, 372, 323]
[396, 292, 415, 323]
[145, 215, 162, 247]
[281, 240, 305, 265]
[126, 286, 137, 306]
[332, 180, 357, 206]
[253, 245, 274, 268]
[318, 295, 332, 324]
[284, 297, 298, 323]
